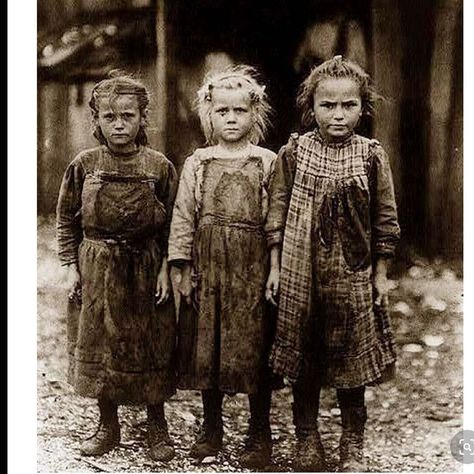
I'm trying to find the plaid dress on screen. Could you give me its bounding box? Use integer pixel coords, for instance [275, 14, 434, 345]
[266, 131, 400, 388]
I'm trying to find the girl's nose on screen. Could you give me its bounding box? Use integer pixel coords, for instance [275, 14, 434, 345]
[227, 111, 237, 122]
[114, 118, 125, 129]
[333, 105, 344, 119]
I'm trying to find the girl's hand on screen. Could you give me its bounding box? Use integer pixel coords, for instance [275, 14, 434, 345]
[177, 263, 193, 305]
[67, 263, 81, 302]
[155, 260, 171, 305]
[373, 272, 390, 306]
[373, 258, 391, 306]
[265, 267, 280, 306]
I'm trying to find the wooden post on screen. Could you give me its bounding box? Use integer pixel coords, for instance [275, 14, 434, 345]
[371, 0, 403, 200]
[427, 0, 462, 256]
[38, 82, 69, 214]
[155, 0, 167, 153]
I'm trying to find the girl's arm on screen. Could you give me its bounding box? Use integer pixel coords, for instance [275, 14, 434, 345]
[369, 144, 400, 304]
[56, 156, 85, 267]
[369, 144, 400, 259]
[168, 156, 197, 264]
[155, 160, 179, 305]
[156, 159, 179, 260]
[264, 137, 298, 248]
[168, 156, 198, 304]
[265, 245, 281, 306]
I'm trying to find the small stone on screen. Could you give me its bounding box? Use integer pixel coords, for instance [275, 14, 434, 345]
[422, 295, 447, 312]
[445, 418, 462, 427]
[201, 456, 217, 464]
[426, 350, 439, 359]
[422, 335, 444, 347]
[393, 301, 413, 316]
[331, 408, 341, 417]
[320, 409, 331, 418]
[441, 269, 457, 282]
[403, 344, 424, 353]
[365, 389, 375, 401]
[408, 266, 423, 279]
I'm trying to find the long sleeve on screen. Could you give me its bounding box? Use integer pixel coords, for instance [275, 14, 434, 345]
[369, 144, 401, 257]
[167, 156, 197, 263]
[155, 160, 178, 256]
[56, 156, 85, 266]
[265, 137, 298, 247]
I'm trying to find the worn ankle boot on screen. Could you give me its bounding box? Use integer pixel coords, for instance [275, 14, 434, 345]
[240, 390, 273, 468]
[147, 404, 175, 462]
[190, 390, 224, 460]
[80, 398, 120, 456]
[294, 429, 327, 472]
[292, 402, 327, 472]
[240, 420, 272, 468]
[339, 406, 368, 472]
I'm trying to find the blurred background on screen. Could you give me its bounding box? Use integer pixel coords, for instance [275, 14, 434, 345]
[37, 0, 463, 260]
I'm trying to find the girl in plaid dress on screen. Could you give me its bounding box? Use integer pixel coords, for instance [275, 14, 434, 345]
[265, 56, 400, 472]
[168, 65, 281, 468]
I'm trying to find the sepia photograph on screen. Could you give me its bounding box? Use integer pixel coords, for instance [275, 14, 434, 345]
[9, 0, 467, 472]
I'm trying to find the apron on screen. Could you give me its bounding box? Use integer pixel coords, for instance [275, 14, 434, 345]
[67, 149, 176, 404]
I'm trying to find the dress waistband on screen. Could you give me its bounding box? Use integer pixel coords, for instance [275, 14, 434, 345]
[83, 235, 155, 249]
[198, 215, 263, 231]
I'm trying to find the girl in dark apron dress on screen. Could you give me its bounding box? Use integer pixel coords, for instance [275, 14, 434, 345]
[56, 73, 178, 461]
[168, 65, 282, 469]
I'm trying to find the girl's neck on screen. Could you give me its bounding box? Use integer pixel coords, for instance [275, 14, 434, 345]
[214, 141, 252, 158]
[106, 143, 140, 156]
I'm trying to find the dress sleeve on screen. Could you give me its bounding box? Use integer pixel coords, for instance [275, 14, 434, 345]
[155, 160, 179, 256]
[56, 156, 85, 266]
[167, 155, 197, 263]
[264, 137, 298, 247]
[369, 144, 401, 258]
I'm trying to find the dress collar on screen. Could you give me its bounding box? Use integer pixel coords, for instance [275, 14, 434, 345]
[104, 145, 141, 158]
[312, 129, 354, 148]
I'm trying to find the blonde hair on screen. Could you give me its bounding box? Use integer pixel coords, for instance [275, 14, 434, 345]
[297, 55, 380, 128]
[196, 65, 272, 145]
[89, 70, 150, 146]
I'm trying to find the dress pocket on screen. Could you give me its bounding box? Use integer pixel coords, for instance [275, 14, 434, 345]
[338, 182, 371, 271]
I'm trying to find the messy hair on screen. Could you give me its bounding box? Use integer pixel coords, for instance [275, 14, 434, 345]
[196, 65, 272, 145]
[89, 70, 150, 146]
[297, 55, 380, 128]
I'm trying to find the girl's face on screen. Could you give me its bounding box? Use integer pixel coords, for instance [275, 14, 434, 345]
[210, 88, 254, 146]
[96, 94, 144, 153]
[312, 78, 362, 142]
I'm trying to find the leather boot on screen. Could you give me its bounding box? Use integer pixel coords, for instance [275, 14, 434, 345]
[80, 398, 120, 456]
[339, 406, 368, 472]
[190, 390, 224, 460]
[239, 390, 273, 468]
[147, 404, 175, 462]
[292, 398, 327, 472]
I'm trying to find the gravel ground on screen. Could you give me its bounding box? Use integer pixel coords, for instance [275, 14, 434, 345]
[37, 216, 463, 472]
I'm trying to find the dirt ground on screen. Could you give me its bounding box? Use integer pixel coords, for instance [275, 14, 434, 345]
[37, 216, 463, 472]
